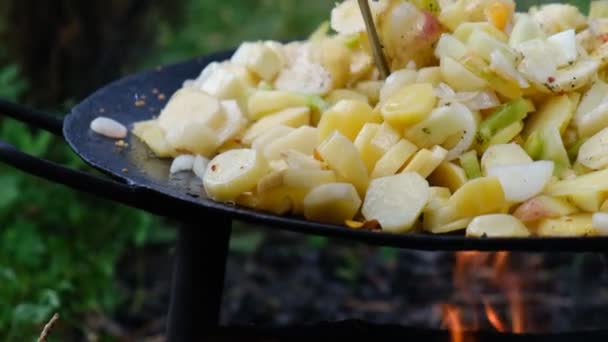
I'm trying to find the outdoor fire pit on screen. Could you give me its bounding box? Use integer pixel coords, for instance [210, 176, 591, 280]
[2, 51, 608, 341]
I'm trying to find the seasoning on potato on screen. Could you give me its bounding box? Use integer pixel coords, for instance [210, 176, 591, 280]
[131, 0, 608, 237]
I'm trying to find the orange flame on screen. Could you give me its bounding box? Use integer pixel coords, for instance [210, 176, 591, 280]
[483, 300, 506, 333]
[442, 305, 464, 342]
[442, 251, 526, 340]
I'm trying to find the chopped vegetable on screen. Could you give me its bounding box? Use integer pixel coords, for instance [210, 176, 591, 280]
[131, 0, 608, 237]
[459, 150, 482, 179]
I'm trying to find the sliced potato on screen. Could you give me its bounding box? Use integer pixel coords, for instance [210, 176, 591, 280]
[231, 41, 283, 81]
[440, 56, 488, 92]
[403, 146, 448, 178]
[481, 143, 532, 174]
[318, 132, 370, 196]
[427, 217, 472, 234]
[242, 107, 310, 145]
[577, 127, 608, 170]
[568, 192, 607, 212]
[428, 162, 467, 192]
[165, 121, 221, 157]
[303, 183, 362, 224]
[416, 67, 442, 86]
[447, 176, 506, 218]
[283, 169, 336, 189]
[203, 149, 269, 201]
[264, 126, 318, 161]
[466, 214, 531, 237]
[318, 100, 381, 142]
[380, 83, 437, 130]
[537, 214, 596, 237]
[522, 94, 576, 137]
[325, 89, 369, 106]
[379, 69, 418, 104]
[355, 81, 383, 105]
[132, 120, 176, 157]
[357, 122, 402, 173]
[158, 87, 224, 133]
[371, 139, 418, 179]
[362, 172, 430, 233]
[281, 149, 323, 170]
[251, 125, 294, 151]
[247, 90, 308, 120]
[513, 195, 578, 222]
[545, 168, 608, 196]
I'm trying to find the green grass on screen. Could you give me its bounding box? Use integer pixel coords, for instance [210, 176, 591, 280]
[0, 1, 332, 340]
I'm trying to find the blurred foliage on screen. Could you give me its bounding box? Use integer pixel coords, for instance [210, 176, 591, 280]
[0, 0, 331, 340]
[144, 0, 332, 68]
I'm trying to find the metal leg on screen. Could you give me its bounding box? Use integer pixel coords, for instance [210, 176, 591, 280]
[166, 216, 232, 341]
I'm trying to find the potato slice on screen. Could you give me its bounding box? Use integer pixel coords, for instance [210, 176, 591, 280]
[158, 87, 224, 133]
[318, 100, 381, 142]
[466, 214, 531, 237]
[428, 162, 467, 192]
[199, 63, 253, 109]
[447, 176, 506, 218]
[132, 120, 176, 158]
[568, 192, 606, 212]
[251, 125, 294, 151]
[371, 139, 418, 179]
[165, 122, 221, 157]
[403, 146, 448, 178]
[380, 83, 437, 130]
[545, 168, 608, 196]
[379, 69, 418, 104]
[440, 56, 488, 92]
[513, 195, 578, 222]
[247, 90, 308, 120]
[428, 217, 472, 234]
[281, 149, 323, 170]
[318, 132, 369, 196]
[577, 127, 608, 170]
[416, 67, 442, 86]
[242, 107, 310, 145]
[231, 41, 283, 81]
[203, 149, 269, 201]
[264, 126, 318, 161]
[537, 214, 596, 237]
[355, 81, 383, 105]
[325, 89, 369, 106]
[283, 169, 336, 189]
[357, 122, 402, 173]
[362, 172, 430, 233]
[303, 183, 362, 224]
[522, 94, 576, 137]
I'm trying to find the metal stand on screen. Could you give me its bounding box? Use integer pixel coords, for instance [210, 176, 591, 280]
[166, 216, 232, 341]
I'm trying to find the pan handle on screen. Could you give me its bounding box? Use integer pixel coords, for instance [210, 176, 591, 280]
[0, 98, 64, 136]
[0, 139, 146, 208]
[0, 99, 149, 210]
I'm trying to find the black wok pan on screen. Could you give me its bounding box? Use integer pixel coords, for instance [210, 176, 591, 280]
[1, 50, 607, 252]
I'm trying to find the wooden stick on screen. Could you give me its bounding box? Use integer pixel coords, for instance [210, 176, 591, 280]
[357, 0, 390, 79]
[38, 313, 60, 342]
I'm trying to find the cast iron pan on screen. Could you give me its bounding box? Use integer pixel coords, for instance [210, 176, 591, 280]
[1, 50, 608, 252]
